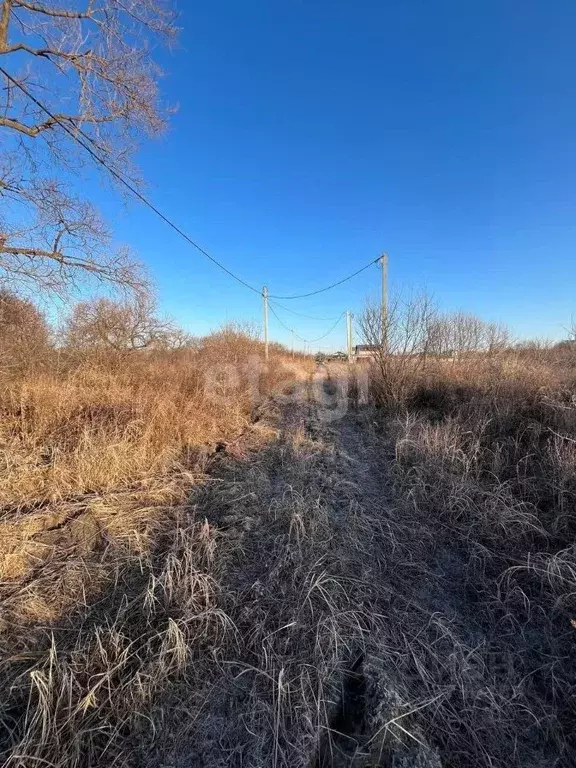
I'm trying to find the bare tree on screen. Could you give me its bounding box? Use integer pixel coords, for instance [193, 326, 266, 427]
[425, 316, 452, 358]
[64, 294, 187, 353]
[359, 292, 438, 405]
[0, 0, 178, 295]
[425, 312, 510, 361]
[484, 320, 510, 357]
[0, 288, 50, 372]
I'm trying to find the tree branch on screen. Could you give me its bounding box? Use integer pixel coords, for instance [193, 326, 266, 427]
[0, 111, 117, 137]
[0, 0, 175, 296]
[2, 244, 126, 280]
[3, 244, 64, 260]
[0, 41, 88, 60]
[12, 0, 91, 19]
[0, 113, 61, 136]
[0, 1, 12, 52]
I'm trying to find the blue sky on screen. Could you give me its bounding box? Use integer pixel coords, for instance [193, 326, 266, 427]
[95, 0, 576, 350]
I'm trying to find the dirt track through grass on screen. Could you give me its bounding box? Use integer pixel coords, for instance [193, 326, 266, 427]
[2, 363, 574, 767]
[145, 367, 443, 768]
[169, 364, 574, 768]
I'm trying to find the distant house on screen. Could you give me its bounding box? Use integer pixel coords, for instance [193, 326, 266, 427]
[354, 344, 380, 360]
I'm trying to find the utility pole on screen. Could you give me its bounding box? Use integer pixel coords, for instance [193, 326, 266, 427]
[263, 285, 269, 362]
[346, 310, 354, 363]
[380, 253, 388, 352]
[291, 329, 295, 359]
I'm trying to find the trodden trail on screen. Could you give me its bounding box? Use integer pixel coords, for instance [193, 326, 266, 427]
[1, 362, 567, 768]
[147, 365, 444, 768]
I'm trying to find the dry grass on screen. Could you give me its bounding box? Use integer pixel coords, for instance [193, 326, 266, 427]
[0, 331, 309, 621]
[2, 334, 576, 767]
[357, 351, 576, 765]
[0, 356, 370, 768]
[0, 333, 298, 509]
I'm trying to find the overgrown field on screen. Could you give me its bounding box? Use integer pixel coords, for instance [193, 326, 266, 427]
[1, 308, 575, 767]
[360, 349, 576, 765]
[0, 320, 312, 765]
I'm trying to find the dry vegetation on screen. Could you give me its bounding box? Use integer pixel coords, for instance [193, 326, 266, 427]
[0, 294, 314, 767]
[3, 5, 572, 759]
[10, 3, 567, 763]
[1, 288, 575, 768]
[0, 300, 297, 588]
[348, 340, 576, 766]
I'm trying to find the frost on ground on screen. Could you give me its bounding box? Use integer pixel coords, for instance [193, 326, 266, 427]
[1, 363, 574, 767]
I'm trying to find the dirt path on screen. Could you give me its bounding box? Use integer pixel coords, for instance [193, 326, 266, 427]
[2, 364, 569, 768]
[0, 363, 478, 768]
[145, 367, 442, 768]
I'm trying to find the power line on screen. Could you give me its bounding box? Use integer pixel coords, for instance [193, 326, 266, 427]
[268, 302, 344, 345]
[268, 299, 340, 322]
[268, 257, 380, 300]
[0, 65, 380, 305]
[0, 66, 262, 296]
[306, 314, 345, 343]
[267, 304, 306, 342]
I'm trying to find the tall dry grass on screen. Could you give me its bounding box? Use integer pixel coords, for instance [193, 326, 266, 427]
[2, 311, 576, 767]
[0, 328, 303, 602]
[362, 349, 576, 765]
[0, 324, 319, 767]
[0, 334, 338, 768]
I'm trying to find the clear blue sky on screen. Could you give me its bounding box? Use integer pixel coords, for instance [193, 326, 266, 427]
[95, 0, 576, 349]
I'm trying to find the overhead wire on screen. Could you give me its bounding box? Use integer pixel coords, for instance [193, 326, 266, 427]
[267, 304, 303, 341]
[305, 313, 346, 343]
[268, 302, 345, 345]
[0, 66, 380, 308]
[267, 257, 380, 300]
[307, 313, 346, 343]
[268, 299, 340, 322]
[0, 66, 263, 296]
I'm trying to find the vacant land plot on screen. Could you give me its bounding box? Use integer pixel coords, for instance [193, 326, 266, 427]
[1, 346, 575, 767]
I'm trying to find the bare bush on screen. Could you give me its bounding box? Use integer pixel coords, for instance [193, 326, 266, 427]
[359, 291, 437, 405]
[199, 321, 263, 364]
[360, 296, 512, 409]
[427, 311, 510, 360]
[0, 288, 50, 373]
[64, 294, 191, 354]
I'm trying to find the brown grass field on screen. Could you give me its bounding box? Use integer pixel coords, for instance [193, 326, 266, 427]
[0, 321, 575, 767]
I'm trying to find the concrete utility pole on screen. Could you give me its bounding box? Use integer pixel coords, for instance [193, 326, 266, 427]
[263, 285, 269, 362]
[346, 310, 354, 363]
[380, 253, 388, 352]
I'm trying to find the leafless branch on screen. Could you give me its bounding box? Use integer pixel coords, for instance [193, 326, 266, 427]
[65, 293, 186, 353]
[0, 0, 178, 295]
